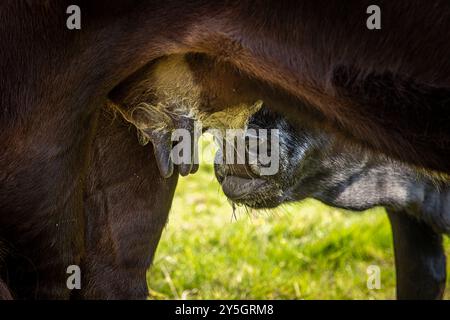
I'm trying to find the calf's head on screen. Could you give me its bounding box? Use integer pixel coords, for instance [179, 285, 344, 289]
[214, 106, 332, 209]
[214, 106, 445, 217]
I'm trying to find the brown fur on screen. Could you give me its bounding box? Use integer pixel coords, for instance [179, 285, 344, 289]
[1, 1, 450, 298]
[0, 105, 178, 299]
[80, 107, 178, 299]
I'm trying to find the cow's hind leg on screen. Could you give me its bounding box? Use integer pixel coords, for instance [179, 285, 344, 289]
[80, 107, 178, 299]
[387, 210, 446, 299]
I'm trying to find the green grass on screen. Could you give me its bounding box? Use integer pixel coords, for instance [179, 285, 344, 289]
[147, 139, 450, 300]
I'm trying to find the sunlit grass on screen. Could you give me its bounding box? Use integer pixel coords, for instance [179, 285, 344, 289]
[147, 138, 450, 300]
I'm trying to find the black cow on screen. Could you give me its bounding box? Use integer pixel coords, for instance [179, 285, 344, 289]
[215, 107, 449, 299]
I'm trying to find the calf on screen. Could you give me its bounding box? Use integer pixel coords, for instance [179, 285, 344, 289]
[108, 54, 450, 299]
[214, 107, 449, 299]
[2, 2, 450, 298]
[110, 54, 450, 299]
[2, 45, 448, 298]
[0, 52, 272, 299]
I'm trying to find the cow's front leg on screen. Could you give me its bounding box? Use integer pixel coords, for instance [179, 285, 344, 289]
[387, 210, 446, 300]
